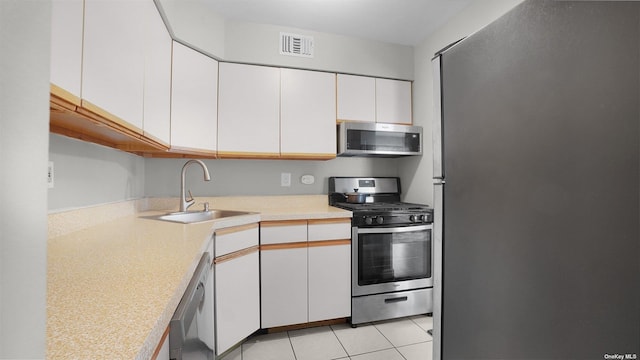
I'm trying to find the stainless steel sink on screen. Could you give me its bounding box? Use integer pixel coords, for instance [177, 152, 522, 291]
[144, 210, 252, 224]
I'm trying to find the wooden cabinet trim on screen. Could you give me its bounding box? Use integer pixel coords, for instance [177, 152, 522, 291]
[143, 131, 170, 149]
[280, 153, 336, 160]
[50, 100, 168, 153]
[260, 220, 308, 227]
[51, 83, 81, 108]
[215, 223, 258, 236]
[260, 241, 308, 251]
[307, 239, 351, 248]
[260, 239, 350, 250]
[214, 245, 259, 264]
[266, 318, 347, 333]
[218, 151, 281, 160]
[79, 99, 144, 135]
[150, 326, 170, 360]
[308, 218, 351, 225]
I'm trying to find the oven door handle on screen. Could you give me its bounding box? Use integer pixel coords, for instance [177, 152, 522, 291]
[356, 224, 432, 234]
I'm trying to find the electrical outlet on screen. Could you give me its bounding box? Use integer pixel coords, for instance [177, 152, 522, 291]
[281, 172, 291, 187]
[301, 174, 315, 185]
[48, 161, 54, 189]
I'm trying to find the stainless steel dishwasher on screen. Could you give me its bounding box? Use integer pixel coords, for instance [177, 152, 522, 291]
[170, 253, 215, 360]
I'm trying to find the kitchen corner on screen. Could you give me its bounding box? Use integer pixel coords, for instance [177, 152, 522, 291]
[47, 195, 351, 359]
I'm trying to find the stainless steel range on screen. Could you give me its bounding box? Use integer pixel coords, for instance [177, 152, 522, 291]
[329, 177, 433, 326]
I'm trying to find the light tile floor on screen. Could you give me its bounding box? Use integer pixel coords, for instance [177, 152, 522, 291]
[220, 315, 433, 360]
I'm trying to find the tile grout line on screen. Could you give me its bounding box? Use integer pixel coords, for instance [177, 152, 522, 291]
[328, 324, 352, 360]
[286, 330, 299, 360]
[370, 322, 408, 360]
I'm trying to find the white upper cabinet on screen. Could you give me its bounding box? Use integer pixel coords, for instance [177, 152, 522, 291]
[218, 63, 281, 158]
[83, 0, 146, 130]
[142, 2, 172, 146]
[280, 69, 336, 159]
[337, 75, 413, 124]
[171, 42, 218, 153]
[375, 78, 412, 124]
[336, 74, 376, 123]
[50, 0, 83, 103]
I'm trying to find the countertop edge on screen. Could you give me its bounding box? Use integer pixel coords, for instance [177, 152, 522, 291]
[49, 201, 351, 360]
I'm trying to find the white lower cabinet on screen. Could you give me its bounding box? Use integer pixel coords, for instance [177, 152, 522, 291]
[308, 243, 351, 322]
[308, 219, 352, 322]
[214, 224, 260, 355]
[260, 219, 351, 328]
[261, 247, 308, 327]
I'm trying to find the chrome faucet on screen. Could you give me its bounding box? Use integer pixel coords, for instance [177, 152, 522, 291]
[180, 159, 211, 212]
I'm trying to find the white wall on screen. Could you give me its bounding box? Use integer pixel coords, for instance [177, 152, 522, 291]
[156, 0, 414, 80]
[48, 134, 145, 211]
[144, 157, 400, 198]
[224, 21, 414, 80]
[0, 1, 50, 358]
[399, 0, 525, 205]
[156, 0, 226, 58]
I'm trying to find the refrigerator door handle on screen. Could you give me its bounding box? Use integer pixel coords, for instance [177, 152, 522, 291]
[432, 183, 444, 360]
[432, 55, 444, 180]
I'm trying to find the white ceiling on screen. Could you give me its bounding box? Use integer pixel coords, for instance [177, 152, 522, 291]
[202, 0, 473, 46]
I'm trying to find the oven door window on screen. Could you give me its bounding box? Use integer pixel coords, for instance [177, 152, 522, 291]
[358, 228, 431, 285]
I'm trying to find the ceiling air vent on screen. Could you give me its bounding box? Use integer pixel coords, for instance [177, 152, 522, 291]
[280, 32, 314, 58]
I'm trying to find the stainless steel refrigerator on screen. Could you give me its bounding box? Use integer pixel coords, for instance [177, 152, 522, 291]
[431, 1, 640, 359]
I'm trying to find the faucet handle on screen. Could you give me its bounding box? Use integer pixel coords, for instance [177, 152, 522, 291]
[187, 190, 194, 202]
[203, 202, 210, 212]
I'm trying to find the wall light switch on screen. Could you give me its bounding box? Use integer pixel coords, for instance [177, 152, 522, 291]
[48, 161, 54, 189]
[281, 172, 291, 187]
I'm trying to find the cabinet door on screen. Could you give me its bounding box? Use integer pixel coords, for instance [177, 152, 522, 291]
[83, 0, 145, 130]
[308, 243, 351, 322]
[50, 0, 83, 104]
[375, 78, 412, 124]
[216, 224, 259, 257]
[307, 219, 352, 242]
[280, 69, 336, 159]
[260, 221, 308, 328]
[260, 220, 307, 245]
[171, 42, 218, 153]
[218, 63, 280, 157]
[308, 219, 352, 322]
[215, 250, 260, 355]
[261, 247, 308, 328]
[336, 74, 376, 123]
[142, 2, 171, 145]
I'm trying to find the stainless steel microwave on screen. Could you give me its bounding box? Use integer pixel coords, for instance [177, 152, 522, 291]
[337, 122, 423, 157]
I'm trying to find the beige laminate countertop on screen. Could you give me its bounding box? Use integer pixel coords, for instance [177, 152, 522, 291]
[47, 195, 351, 360]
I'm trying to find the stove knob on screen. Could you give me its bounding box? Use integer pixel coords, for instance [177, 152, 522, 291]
[410, 215, 418, 222]
[375, 216, 384, 225]
[417, 215, 424, 222]
[364, 217, 373, 225]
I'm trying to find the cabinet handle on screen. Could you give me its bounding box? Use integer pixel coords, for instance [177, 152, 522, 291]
[384, 296, 408, 304]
